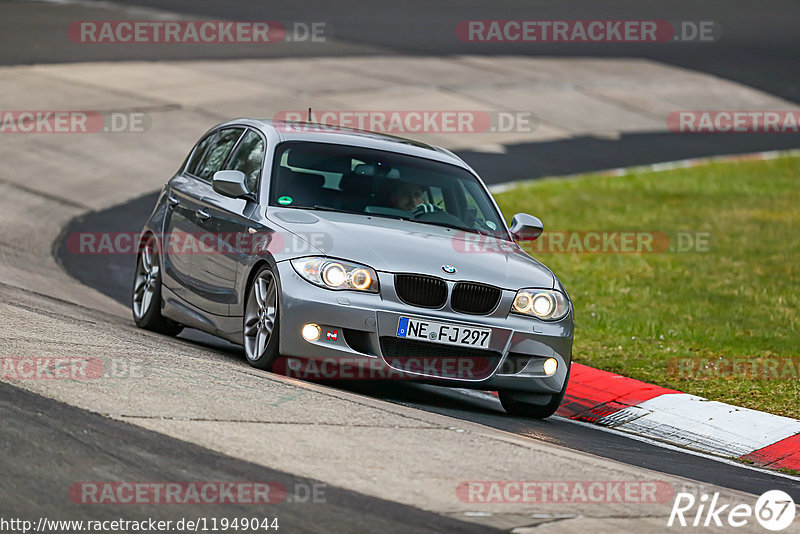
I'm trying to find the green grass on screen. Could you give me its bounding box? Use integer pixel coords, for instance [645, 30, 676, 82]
[493, 155, 800, 419]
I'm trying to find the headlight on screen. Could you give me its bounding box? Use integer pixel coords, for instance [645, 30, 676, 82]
[511, 289, 569, 320]
[291, 257, 379, 292]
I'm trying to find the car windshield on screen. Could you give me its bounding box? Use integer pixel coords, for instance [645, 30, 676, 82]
[269, 141, 509, 239]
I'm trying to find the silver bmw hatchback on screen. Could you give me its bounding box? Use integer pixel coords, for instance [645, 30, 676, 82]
[132, 119, 573, 418]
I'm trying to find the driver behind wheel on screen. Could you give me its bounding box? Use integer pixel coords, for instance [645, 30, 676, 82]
[388, 181, 440, 216]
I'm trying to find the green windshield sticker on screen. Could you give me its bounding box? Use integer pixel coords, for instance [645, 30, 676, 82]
[278, 196, 293, 205]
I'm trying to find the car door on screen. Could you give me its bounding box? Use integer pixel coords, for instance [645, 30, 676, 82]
[160, 131, 217, 301]
[163, 126, 244, 310]
[192, 128, 268, 317]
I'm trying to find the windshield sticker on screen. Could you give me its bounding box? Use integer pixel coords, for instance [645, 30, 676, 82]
[278, 196, 293, 205]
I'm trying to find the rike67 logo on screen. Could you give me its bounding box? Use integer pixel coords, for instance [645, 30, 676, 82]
[668, 490, 796, 531]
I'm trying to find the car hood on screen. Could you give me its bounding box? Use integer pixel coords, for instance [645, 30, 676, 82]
[268, 208, 555, 290]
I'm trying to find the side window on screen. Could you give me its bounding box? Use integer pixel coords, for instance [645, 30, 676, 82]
[185, 133, 215, 176]
[226, 129, 265, 193]
[195, 128, 244, 181]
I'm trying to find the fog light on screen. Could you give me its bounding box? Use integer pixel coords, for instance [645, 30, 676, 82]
[302, 323, 321, 342]
[543, 357, 558, 376]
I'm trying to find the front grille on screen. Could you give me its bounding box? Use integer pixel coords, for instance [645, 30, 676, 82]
[451, 282, 502, 315]
[379, 337, 500, 379]
[394, 274, 447, 308]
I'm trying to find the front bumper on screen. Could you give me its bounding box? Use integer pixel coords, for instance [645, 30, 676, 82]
[274, 261, 573, 394]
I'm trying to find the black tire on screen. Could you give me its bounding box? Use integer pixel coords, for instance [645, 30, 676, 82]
[131, 235, 183, 336]
[499, 365, 571, 419]
[243, 265, 281, 370]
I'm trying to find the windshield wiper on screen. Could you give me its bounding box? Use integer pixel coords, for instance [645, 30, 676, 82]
[287, 205, 409, 221]
[289, 205, 360, 215]
[405, 218, 490, 237]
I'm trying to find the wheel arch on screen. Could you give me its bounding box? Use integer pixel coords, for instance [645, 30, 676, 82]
[241, 256, 281, 316]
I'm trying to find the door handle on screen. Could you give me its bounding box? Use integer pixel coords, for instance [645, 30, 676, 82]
[196, 209, 210, 221]
[167, 195, 180, 207]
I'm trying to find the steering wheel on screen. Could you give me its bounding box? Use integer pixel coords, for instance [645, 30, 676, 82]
[411, 204, 465, 226]
[411, 202, 441, 217]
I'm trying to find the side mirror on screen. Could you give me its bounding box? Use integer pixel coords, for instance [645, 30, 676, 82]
[212, 170, 249, 199]
[509, 213, 543, 241]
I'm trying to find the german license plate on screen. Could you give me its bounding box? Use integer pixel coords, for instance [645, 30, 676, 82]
[396, 317, 491, 349]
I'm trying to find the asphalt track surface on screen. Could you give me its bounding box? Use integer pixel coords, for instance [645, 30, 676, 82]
[0, 380, 499, 533]
[55, 193, 800, 502]
[5, 0, 800, 104]
[1, 0, 799, 180]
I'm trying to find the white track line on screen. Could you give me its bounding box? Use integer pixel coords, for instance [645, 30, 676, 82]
[600, 394, 800, 457]
[557, 416, 800, 484]
[455, 389, 800, 483]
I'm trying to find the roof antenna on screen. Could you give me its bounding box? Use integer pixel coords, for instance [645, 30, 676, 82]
[307, 107, 312, 122]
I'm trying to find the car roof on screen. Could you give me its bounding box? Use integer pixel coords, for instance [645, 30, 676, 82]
[215, 118, 472, 170]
